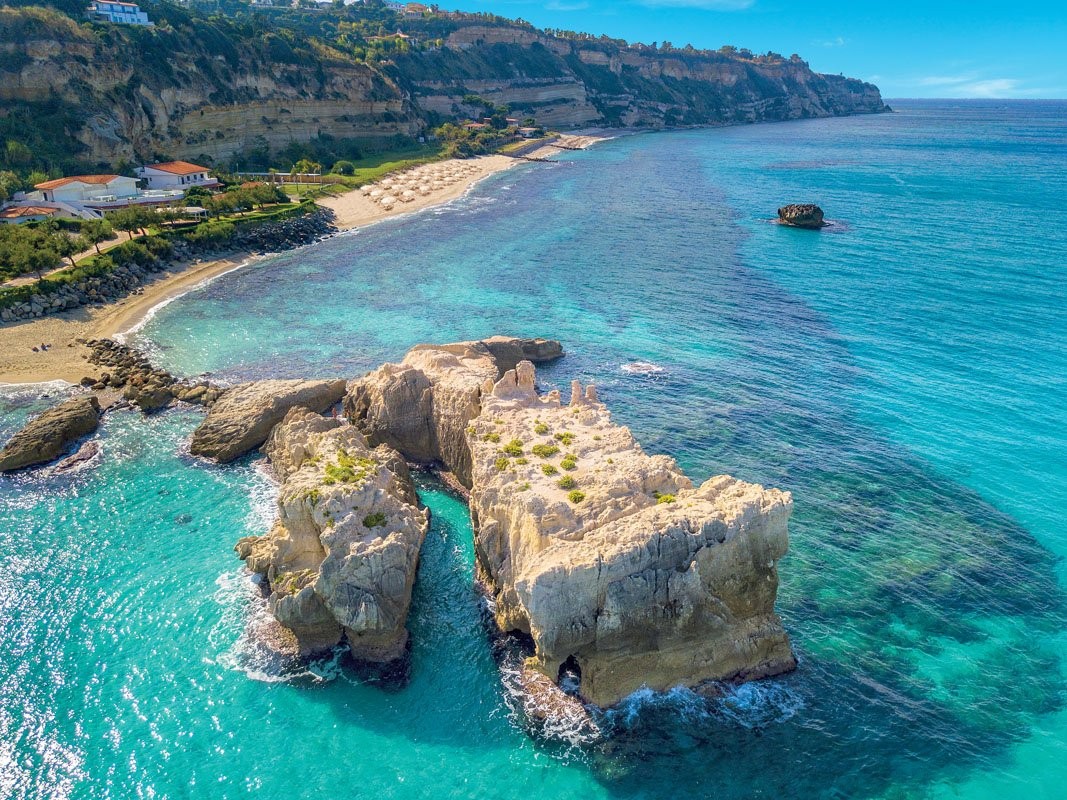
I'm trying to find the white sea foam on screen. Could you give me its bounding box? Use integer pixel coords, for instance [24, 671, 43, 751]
[620, 361, 666, 375]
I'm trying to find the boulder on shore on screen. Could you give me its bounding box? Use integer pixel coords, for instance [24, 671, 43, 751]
[190, 379, 347, 462]
[235, 407, 428, 660]
[0, 396, 101, 473]
[777, 203, 826, 229]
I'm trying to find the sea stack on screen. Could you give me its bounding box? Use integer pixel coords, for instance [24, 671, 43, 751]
[778, 203, 826, 229]
[235, 407, 428, 660]
[344, 338, 796, 707]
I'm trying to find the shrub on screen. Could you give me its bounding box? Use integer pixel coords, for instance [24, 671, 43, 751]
[532, 444, 559, 458]
[184, 220, 235, 247]
[517, 482, 531, 492]
[554, 432, 575, 445]
[557, 475, 576, 490]
[331, 159, 355, 175]
[534, 423, 549, 435]
[482, 432, 501, 443]
[560, 455, 578, 471]
[363, 512, 387, 528]
[541, 464, 558, 476]
[567, 490, 586, 504]
[514, 457, 528, 465]
[657, 494, 677, 504]
[495, 456, 510, 472]
[502, 439, 523, 456]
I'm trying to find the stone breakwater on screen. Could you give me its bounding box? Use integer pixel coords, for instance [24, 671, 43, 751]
[0, 209, 337, 325]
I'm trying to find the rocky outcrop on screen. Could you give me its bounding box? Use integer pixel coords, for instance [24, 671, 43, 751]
[344, 336, 562, 486]
[84, 338, 220, 412]
[235, 407, 428, 660]
[190, 379, 347, 462]
[343, 338, 793, 706]
[0, 395, 100, 472]
[466, 361, 795, 706]
[777, 203, 826, 229]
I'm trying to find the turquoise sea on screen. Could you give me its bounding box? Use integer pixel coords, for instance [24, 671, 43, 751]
[2, 99, 1066, 799]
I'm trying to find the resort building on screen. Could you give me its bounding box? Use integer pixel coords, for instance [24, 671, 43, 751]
[87, 1, 153, 26]
[35, 175, 140, 206]
[0, 206, 64, 225]
[136, 161, 218, 191]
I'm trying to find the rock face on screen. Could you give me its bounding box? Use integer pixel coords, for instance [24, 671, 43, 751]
[0, 396, 101, 472]
[190, 379, 347, 462]
[235, 407, 428, 660]
[344, 338, 794, 706]
[466, 362, 796, 707]
[344, 336, 562, 486]
[777, 203, 826, 229]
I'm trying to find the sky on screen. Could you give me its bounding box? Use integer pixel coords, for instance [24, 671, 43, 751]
[450, 0, 1067, 99]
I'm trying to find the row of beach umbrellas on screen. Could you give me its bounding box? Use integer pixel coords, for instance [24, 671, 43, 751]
[360, 161, 481, 208]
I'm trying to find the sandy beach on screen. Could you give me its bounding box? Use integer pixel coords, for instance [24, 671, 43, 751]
[317, 153, 515, 230]
[0, 144, 610, 386]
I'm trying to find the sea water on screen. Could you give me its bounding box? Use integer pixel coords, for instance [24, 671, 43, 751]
[2, 100, 1066, 799]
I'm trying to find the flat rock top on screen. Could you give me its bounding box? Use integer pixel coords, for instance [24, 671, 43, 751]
[190, 379, 347, 463]
[0, 395, 101, 472]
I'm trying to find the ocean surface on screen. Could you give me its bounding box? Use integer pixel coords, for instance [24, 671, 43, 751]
[2, 99, 1066, 799]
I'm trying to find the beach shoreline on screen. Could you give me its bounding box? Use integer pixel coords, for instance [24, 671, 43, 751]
[0, 138, 616, 387]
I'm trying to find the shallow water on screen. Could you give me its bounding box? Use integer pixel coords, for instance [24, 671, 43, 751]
[3, 100, 1066, 799]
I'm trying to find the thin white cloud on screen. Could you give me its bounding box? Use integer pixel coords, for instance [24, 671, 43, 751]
[636, 0, 755, 9]
[817, 36, 846, 47]
[546, 0, 589, 8]
[916, 74, 978, 87]
[956, 78, 1022, 98]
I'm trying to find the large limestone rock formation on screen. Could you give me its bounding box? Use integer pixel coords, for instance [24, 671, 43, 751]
[190, 379, 347, 462]
[0, 396, 101, 473]
[236, 408, 428, 660]
[466, 362, 796, 706]
[344, 336, 562, 485]
[343, 338, 794, 706]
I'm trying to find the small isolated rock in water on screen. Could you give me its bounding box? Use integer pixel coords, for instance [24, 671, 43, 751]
[0, 396, 101, 472]
[777, 203, 826, 229]
[190, 379, 348, 463]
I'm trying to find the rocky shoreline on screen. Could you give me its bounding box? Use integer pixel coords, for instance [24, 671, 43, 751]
[0, 334, 796, 714]
[0, 210, 337, 325]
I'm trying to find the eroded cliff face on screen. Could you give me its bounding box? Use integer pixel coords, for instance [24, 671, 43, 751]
[466, 363, 795, 706]
[0, 8, 886, 167]
[235, 407, 428, 661]
[343, 340, 795, 706]
[0, 11, 423, 165]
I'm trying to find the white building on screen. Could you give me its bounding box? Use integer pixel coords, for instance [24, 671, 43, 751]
[0, 205, 64, 225]
[35, 175, 140, 206]
[136, 161, 219, 191]
[88, 1, 153, 25]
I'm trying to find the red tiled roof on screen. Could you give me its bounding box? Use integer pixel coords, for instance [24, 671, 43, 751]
[35, 174, 122, 190]
[0, 206, 60, 219]
[143, 161, 210, 175]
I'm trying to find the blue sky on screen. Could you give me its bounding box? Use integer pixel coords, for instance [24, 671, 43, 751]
[452, 1, 1067, 98]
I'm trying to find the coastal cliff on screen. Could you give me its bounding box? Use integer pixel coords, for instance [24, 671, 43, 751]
[0, 4, 888, 171]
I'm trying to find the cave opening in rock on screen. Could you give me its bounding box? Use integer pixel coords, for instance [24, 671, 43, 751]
[557, 655, 582, 695]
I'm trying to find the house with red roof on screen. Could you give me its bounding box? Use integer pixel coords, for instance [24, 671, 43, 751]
[34, 174, 140, 205]
[136, 161, 218, 191]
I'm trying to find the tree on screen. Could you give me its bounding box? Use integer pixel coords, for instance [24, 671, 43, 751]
[53, 232, 88, 268]
[292, 158, 322, 175]
[331, 159, 355, 175]
[106, 206, 156, 239]
[81, 218, 114, 254]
